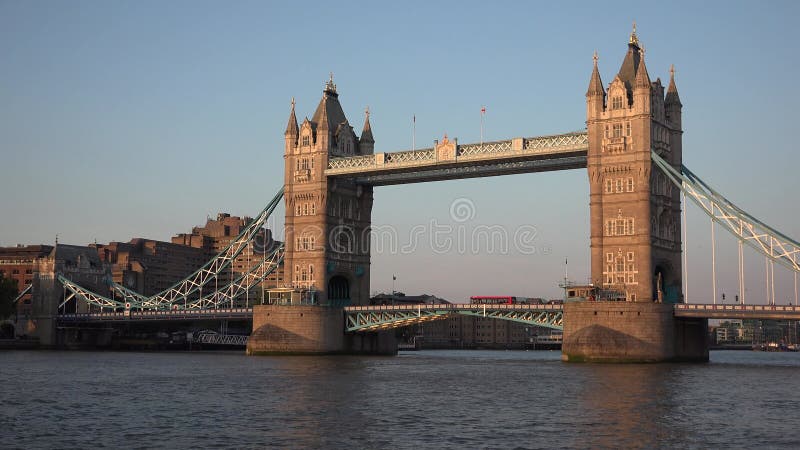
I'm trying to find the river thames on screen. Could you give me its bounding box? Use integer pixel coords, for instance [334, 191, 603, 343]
[2, 350, 799, 449]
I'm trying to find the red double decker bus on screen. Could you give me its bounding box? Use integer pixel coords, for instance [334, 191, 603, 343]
[470, 296, 516, 305]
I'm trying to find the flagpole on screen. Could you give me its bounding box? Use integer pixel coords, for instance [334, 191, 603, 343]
[412, 115, 416, 151]
[480, 106, 485, 146]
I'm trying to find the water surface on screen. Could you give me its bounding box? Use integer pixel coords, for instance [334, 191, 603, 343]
[2, 350, 799, 448]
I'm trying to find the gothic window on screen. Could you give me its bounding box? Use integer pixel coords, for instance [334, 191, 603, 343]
[309, 265, 314, 281]
[626, 177, 634, 192]
[603, 252, 638, 287]
[302, 136, 310, 147]
[627, 252, 634, 262]
[613, 123, 623, 138]
[605, 218, 635, 236]
[310, 203, 316, 215]
[604, 125, 609, 138]
[605, 179, 613, 194]
[612, 96, 624, 110]
[626, 122, 631, 137]
[615, 179, 623, 193]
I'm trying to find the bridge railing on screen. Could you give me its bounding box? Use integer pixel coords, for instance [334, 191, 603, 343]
[675, 304, 800, 312]
[344, 303, 564, 311]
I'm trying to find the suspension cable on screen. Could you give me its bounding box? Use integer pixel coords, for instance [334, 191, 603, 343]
[682, 191, 688, 303]
[711, 206, 717, 304]
[738, 238, 745, 305]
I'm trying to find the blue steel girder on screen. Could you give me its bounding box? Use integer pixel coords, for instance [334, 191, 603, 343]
[344, 304, 564, 332]
[345, 309, 454, 332]
[456, 309, 563, 330]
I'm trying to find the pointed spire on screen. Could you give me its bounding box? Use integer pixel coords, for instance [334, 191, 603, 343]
[665, 64, 682, 106]
[285, 97, 298, 137]
[586, 51, 605, 97]
[360, 106, 374, 143]
[634, 48, 651, 89]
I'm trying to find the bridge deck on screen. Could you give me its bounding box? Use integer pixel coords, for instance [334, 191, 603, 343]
[326, 132, 588, 185]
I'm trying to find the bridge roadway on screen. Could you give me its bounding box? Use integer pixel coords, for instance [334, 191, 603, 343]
[55, 303, 800, 328]
[673, 303, 800, 320]
[325, 131, 588, 185]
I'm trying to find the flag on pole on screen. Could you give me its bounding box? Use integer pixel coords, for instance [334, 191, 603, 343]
[481, 106, 486, 114]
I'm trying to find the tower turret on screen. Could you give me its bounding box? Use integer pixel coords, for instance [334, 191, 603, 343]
[284, 97, 299, 153]
[359, 107, 375, 154]
[586, 52, 606, 119]
[665, 65, 682, 129]
[633, 49, 651, 114]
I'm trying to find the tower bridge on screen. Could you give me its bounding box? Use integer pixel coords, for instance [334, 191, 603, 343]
[42, 27, 800, 362]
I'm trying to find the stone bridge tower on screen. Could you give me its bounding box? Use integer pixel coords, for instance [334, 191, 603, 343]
[586, 26, 683, 303]
[283, 76, 374, 306]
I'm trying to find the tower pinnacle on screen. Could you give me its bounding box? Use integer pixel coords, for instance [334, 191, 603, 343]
[325, 72, 337, 95]
[586, 51, 605, 97]
[629, 21, 639, 47]
[360, 105, 374, 144]
[634, 48, 651, 88]
[666, 64, 682, 106]
[285, 96, 299, 137]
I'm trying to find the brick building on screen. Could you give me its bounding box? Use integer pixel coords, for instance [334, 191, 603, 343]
[93, 239, 208, 295]
[0, 245, 54, 315]
[89, 213, 283, 299]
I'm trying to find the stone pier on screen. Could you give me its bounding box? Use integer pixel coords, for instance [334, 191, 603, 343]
[246, 305, 396, 355]
[562, 302, 708, 363]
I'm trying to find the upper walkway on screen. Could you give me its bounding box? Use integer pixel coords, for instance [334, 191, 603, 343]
[325, 132, 588, 185]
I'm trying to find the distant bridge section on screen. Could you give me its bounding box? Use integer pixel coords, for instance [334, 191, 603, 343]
[326, 132, 588, 185]
[344, 303, 565, 332]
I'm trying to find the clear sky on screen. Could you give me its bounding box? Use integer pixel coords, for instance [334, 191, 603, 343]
[1, 1, 799, 303]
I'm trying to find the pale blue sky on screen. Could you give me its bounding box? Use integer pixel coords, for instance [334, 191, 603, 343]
[1, 1, 799, 302]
